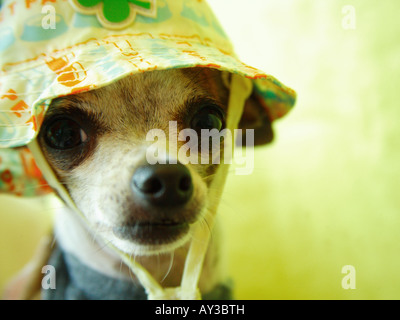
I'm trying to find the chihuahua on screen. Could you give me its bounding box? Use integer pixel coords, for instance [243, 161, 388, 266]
[32, 67, 273, 299]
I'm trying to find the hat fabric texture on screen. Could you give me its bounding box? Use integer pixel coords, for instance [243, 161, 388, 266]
[0, 0, 296, 196]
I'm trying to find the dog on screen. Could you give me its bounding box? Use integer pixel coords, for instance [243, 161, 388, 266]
[31, 67, 273, 300]
[0, 0, 295, 301]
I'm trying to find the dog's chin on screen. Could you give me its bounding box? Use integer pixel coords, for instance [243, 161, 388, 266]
[109, 224, 194, 256]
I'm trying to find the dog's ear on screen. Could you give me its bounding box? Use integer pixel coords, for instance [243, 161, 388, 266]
[237, 90, 274, 146]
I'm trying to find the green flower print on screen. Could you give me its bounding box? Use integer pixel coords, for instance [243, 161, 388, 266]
[77, 0, 153, 24]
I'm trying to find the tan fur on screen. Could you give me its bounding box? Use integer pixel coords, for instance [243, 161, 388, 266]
[38, 68, 230, 294]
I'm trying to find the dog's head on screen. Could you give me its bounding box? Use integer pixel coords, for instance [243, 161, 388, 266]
[37, 67, 273, 256]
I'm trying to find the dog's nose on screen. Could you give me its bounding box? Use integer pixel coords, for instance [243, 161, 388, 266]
[132, 162, 193, 207]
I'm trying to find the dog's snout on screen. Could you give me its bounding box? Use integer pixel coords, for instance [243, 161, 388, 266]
[132, 162, 193, 207]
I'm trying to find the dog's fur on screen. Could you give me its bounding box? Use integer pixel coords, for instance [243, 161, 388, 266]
[37, 67, 272, 297]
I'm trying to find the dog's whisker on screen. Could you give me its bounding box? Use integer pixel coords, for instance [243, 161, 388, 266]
[127, 253, 137, 283]
[202, 209, 215, 239]
[160, 251, 174, 284]
[201, 173, 217, 181]
[91, 226, 105, 249]
[92, 234, 114, 254]
[119, 258, 125, 278]
[190, 211, 214, 244]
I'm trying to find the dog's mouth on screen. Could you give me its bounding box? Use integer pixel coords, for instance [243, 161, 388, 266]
[112, 219, 191, 245]
[99, 164, 208, 253]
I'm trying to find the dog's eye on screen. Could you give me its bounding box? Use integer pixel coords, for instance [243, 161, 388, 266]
[44, 118, 88, 150]
[190, 105, 224, 132]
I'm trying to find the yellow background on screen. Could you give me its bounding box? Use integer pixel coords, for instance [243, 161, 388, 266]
[1, 0, 400, 299]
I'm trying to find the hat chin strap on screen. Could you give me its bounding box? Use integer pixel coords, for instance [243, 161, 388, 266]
[28, 74, 252, 300]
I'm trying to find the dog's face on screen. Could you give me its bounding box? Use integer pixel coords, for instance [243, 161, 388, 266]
[38, 67, 273, 256]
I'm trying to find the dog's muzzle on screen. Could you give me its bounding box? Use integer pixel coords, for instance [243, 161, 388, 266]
[112, 161, 197, 245]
